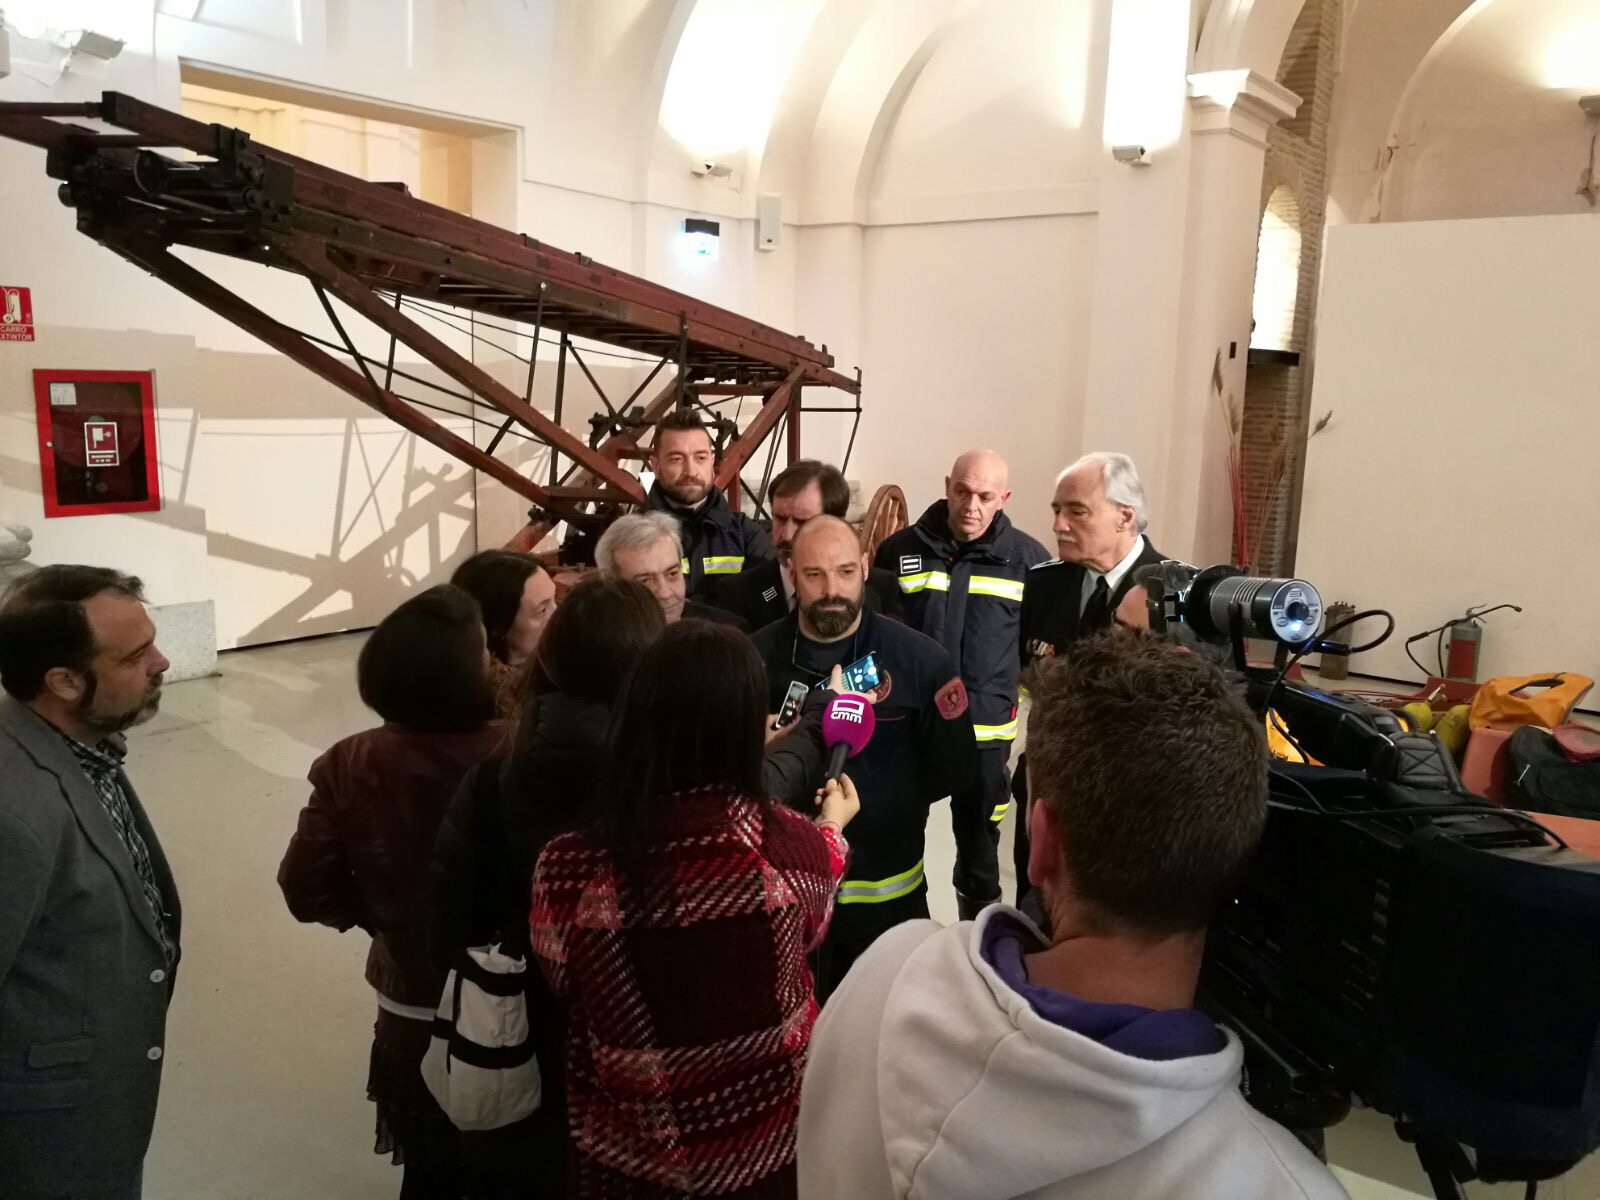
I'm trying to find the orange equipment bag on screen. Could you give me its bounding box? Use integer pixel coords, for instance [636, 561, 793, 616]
[1468, 673, 1594, 732]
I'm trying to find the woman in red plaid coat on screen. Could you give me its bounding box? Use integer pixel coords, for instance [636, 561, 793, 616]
[530, 620, 856, 1198]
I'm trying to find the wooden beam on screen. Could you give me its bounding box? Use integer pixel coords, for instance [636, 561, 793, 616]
[282, 234, 645, 502]
[97, 229, 550, 506]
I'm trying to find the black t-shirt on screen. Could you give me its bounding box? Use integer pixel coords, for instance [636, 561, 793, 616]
[789, 624, 872, 690]
[753, 610, 978, 880]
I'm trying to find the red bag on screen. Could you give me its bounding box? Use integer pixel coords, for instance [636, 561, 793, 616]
[1553, 723, 1600, 763]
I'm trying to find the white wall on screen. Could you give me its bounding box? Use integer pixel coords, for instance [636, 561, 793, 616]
[845, 0, 1108, 543]
[855, 216, 1096, 546]
[1297, 215, 1600, 685]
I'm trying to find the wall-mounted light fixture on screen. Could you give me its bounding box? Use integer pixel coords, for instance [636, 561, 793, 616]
[681, 217, 721, 261]
[1112, 144, 1152, 167]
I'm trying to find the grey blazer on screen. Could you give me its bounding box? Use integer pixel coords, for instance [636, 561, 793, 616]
[0, 697, 181, 1200]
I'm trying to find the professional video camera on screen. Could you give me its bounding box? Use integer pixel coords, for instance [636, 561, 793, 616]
[1138, 562, 1600, 1200]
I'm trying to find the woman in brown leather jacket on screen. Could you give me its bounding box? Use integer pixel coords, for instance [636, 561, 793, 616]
[278, 584, 507, 1198]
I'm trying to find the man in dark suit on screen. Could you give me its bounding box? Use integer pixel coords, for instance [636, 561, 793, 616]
[1015, 452, 1165, 911]
[0, 566, 181, 1200]
[720, 460, 903, 633]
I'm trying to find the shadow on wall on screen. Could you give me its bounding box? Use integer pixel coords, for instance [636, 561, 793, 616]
[212, 460, 477, 647]
[187, 343, 654, 648]
[192, 348, 484, 648]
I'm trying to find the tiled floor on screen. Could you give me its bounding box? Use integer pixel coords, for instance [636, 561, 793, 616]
[129, 631, 981, 1199]
[127, 634, 1598, 1199]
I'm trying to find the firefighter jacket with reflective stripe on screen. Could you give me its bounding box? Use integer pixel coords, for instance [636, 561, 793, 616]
[752, 609, 978, 903]
[647, 484, 775, 600]
[874, 502, 1050, 744]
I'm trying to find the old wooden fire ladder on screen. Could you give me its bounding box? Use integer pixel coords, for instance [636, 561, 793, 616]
[0, 93, 863, 554]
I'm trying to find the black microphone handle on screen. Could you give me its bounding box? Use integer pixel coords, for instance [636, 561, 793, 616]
[824, 741, 850, 784]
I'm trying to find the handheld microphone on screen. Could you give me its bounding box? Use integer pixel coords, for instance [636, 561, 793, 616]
[820, 693, 875, 783]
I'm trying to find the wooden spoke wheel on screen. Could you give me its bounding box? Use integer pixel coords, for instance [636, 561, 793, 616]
[858, 483, 909, 560]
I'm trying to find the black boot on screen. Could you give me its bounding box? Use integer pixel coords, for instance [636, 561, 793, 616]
[955, 891, 991, 922]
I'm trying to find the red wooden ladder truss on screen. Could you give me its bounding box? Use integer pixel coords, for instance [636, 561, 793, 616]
[0, 92, 861, 553]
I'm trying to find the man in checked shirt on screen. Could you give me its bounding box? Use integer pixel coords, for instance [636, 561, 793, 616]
[0, 565, 181, 1200]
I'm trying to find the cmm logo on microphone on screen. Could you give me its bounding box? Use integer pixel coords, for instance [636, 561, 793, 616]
[831, 697, 868, 724]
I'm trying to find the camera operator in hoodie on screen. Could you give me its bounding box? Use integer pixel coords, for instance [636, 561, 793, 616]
[873, 450, 1049, 919]
[645, 409, 773, 606]
[796, 630, 1347, 1200]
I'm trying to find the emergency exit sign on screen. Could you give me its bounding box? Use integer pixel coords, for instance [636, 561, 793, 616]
[1, 286, 35, 342]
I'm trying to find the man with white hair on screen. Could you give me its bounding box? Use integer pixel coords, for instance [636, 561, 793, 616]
[594, 511, 748, 630]
[1014, 451, 1165, 909]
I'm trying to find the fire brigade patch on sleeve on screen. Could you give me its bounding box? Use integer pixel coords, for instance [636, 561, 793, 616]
[935, 676, 969, 720]
[900, 555, 921, 574]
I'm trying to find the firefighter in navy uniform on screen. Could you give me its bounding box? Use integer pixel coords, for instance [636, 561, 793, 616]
[1014, 451, 1165, 913]
[753, 516, 976, 999]
[645, 408, 774, 605]
[873, 450, 1049, 919]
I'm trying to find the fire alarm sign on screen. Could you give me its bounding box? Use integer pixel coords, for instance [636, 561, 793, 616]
[85, 420, 121, 467]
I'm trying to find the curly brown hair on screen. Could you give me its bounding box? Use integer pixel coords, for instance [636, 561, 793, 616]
[1024, 628, 1267, 935]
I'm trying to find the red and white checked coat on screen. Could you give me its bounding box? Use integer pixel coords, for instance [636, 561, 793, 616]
[530, 789, 847, 1197]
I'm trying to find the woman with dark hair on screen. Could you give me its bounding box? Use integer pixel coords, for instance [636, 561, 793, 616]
[529, 621, 858, 1199]
[428, 577, 666, 1191]
[279, 585, 506, 1198]
[450, 550, 557, 716]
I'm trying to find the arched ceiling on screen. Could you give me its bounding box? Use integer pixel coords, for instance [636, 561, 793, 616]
[1324, 0, 1479, 222]
[634, 0, 1312, 223]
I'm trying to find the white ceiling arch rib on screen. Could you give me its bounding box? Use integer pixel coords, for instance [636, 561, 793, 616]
[794, 0, 980, 225]
[1195, 0, 1309, 76]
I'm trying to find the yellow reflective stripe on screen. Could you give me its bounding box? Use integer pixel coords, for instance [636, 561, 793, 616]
[898, 571, 951, 594]
[702, 556, 745, 574]
[968, 575, 1025, 602]
[974, 719, 1018, 742]
[680, 558, 690, 574]
[990, 802, 1010, 823]
[837, 860, 925, 905]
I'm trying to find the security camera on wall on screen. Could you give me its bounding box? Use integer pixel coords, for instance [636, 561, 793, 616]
[65, 29, 125, 60]
[691, 160, 734, 179]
